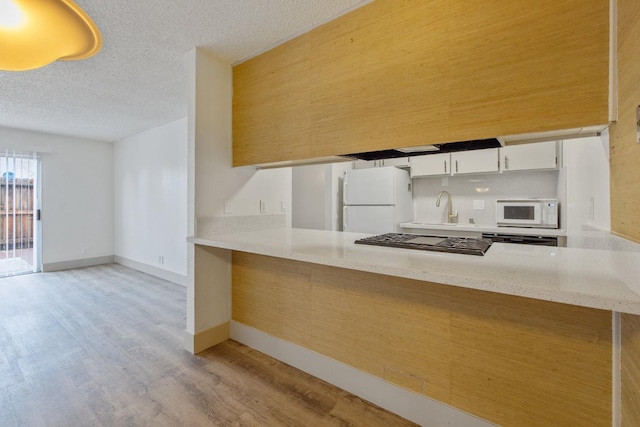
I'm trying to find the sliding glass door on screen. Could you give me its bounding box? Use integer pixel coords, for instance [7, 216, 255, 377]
[0, 151, 40, 277]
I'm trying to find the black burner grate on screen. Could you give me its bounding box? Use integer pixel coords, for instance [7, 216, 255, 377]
[355, 233, 492, 256]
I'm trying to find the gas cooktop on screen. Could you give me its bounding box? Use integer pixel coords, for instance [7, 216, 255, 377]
[355, 233, 492, 256]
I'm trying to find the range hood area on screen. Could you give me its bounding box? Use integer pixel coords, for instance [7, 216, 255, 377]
[254, 124, 608, 169]
[342, 138, 504, 161]
[341, 124, 609, 161]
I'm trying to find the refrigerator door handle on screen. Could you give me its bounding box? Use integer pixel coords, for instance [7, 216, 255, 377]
[343, 206, 348, 231]
[343, 174, 348, 205]
[343, 182, 347, 205]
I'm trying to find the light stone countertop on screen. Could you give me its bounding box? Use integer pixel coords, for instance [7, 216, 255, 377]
[400, 222, 567, 236]
[188, 227, 640, 315]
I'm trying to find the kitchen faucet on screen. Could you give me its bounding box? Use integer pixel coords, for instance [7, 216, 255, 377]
[436, 191, 458, 223]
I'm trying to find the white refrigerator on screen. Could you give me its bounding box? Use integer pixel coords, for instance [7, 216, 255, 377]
[343, 166, 412, 234]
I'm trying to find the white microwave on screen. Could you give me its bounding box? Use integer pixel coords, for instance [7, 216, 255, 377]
[496, 199, 559, 228]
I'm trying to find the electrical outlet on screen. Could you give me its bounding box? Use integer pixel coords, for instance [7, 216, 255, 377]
[260, 200, 267, 213]
[473, 200, 485, 210]
[223, 199, 232, 214]
[280, 201, 286, 212]
[159, 255, 164, 264]
[588, 196, 595, 220]
[441, 177, 448, 187]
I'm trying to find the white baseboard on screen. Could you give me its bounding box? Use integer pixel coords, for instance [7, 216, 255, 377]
[114, 256, 187, 286]
[230, 321, 495, 427]
[184, 322, 230, 354]
[42, 255, 114, 272]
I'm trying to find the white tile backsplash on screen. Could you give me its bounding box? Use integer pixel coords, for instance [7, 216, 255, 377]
[412, 170, 559, 226]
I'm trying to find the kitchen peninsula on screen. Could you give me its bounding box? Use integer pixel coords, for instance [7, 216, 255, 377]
[185, 0, 640, 424]
[189, 227, 640, 426]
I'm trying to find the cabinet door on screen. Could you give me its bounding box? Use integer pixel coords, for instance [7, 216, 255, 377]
[309, 1, 451, 158]
[232, 0, 609, 167]
[501, 141, 558, 172]
[353, 160, 375, 169]
[233, 33, 312, 166]
[451, 149, 499, 175]
[379, 157, 410, 168]
[447, 0, 609, 142]
[410, 153, 451, 177]
[353, 158, 409, 169]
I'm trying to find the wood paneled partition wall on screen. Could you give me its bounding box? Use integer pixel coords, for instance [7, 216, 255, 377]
[233, 0, 609, 166]
[609, 2, 640, 423]
[232, 252, 612, 426]
[610, 0, 640, 244]
[622, 314, 640, 426]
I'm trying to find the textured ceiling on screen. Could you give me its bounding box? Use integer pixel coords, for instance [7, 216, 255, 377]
[0, 0, 372, 142]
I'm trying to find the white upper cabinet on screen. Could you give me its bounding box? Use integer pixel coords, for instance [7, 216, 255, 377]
[379, 157, 410, 168]
[353, 159, 375, 169]
[354, 157, 410, 169]
[405, 142, 560, 177]
[451, 148, 499, 175]
[500, 141, 559, 172]
[410, 153, 451, 177]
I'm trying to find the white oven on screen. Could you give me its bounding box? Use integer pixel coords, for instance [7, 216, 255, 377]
[496, 199, 559, 228]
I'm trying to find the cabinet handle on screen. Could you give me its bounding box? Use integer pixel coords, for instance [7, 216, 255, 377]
[444, 160, 447, 174]
[455, 160, 459, 173]
[505, 156, 509, 170]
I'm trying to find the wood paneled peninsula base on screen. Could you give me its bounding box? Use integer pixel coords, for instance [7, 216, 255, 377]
[189, 228, 640, 426]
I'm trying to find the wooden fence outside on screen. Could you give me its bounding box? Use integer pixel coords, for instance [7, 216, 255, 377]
[0, 178, 35, 250]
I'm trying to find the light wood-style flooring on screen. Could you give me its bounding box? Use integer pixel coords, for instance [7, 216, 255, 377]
[0, 264, 415, 426]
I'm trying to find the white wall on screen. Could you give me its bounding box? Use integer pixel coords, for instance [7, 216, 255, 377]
[114, 118, 188, 278]
[412, 170, 559, 225]
[186, 48, 292, 339]
[0, 126, 114, 268]
[189, 49, 291, 224]
[563, 135, 611, 233]
[293, 164, 326, 230]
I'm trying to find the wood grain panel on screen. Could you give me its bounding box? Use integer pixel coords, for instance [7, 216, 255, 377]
[609, 0, 640, 243]
[448, 0, 610, 141]
[232, 252, 312, 348]
[231, 252, 613, 425]
[308, 267, 452, 402]
[232, 0, 610, 166]
[622, 313, 640, 427]
[449, 287, 611, 426]
[232, 33, 311, 166]
[309, 0, 450, 157]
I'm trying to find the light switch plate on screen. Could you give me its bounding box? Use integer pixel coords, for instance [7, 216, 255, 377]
[260, 200, 267, 213]
[473, 200, 485, 210]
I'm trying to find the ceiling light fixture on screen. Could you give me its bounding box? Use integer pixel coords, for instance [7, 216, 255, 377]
[0, 0, 102, 71]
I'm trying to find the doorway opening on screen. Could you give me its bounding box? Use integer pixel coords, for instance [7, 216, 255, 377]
[0, 151, 40, 277]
